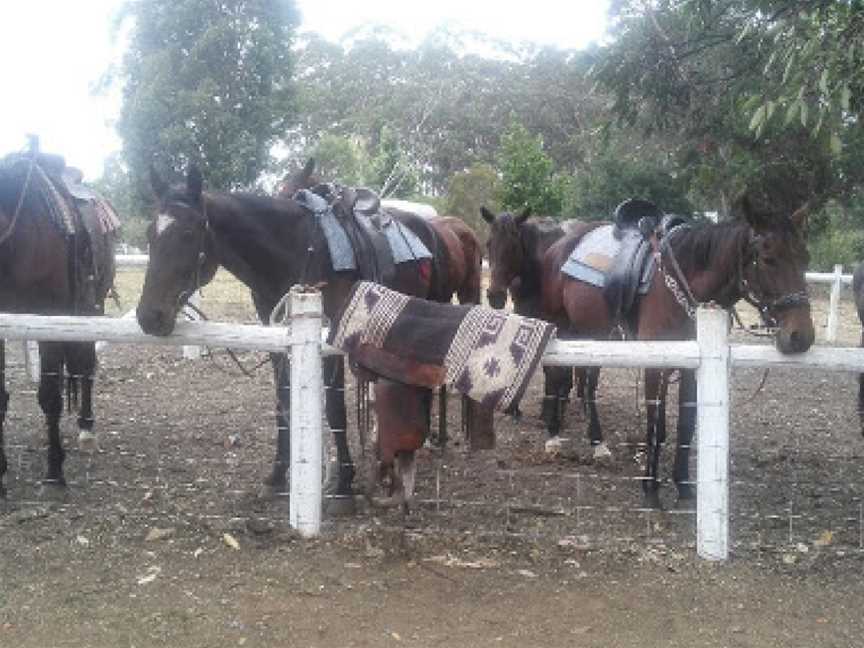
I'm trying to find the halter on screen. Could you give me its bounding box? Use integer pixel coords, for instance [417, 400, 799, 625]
[738, 246, 810, 328]
[163, 198, 212, 309]
[657, 223, 810, 326]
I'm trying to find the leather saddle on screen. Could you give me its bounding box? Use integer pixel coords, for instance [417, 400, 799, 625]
[313, 183, 396, 285]
[604, 199, 667, 329]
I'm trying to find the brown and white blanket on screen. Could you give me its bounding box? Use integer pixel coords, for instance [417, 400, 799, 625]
[328, 281, 556, 413]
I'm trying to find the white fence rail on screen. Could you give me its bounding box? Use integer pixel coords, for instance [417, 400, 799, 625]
[4, 298, 864, 560]
[0, 287, 325, 539]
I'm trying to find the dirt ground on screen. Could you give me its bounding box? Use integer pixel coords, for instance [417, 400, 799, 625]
[1, 272, 864, 648]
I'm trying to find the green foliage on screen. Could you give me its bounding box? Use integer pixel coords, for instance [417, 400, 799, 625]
[444, 164, 502, 232]
[594, 0, 864, 215]
[307, 135, 368, 187]
[367, 125, 418, 198]
[806, 198, 864, 270]
[91, 153, 148, 247]
[742, 2, 864, 146]
[569, 153, 694, 219]
[496, 122, 568, 216]
[115, 0, 299, 197]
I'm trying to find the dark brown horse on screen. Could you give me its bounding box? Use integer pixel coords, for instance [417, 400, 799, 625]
[0, 149, 117, 494]
[541, 197, 814, 508]
[853, 262, 864, 433]
[279, 160, 487, 452]
[480, 206, 611, 455]
[136, 165, 468, 512]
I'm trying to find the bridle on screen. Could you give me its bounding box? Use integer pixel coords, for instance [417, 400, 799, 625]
[159, 198, 212, 310]
[737, 235, 810, 328]
[657, 223, 810, 328]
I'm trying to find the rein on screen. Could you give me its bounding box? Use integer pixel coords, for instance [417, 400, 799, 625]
[0, 154, 37, 246]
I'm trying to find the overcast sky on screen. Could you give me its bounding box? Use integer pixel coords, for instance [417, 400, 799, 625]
[0, 1, 609, 180]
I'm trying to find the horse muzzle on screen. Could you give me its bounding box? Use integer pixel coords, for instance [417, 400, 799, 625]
[136, 304, 178, 337]
[775, 326, 815, 354]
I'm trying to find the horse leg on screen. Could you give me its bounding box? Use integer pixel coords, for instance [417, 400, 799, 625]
[585, 368, 610, 461]
[66, 342, 98, 452]
[396, 451, 418, 515]
[324, 355, 356, 516]
[0, 341, 8, 497]
[642, 369, 668, 509]
[264, 352, 291, 493]
[38, 342, 66, 485]
[859, 330, 864, 436]
[436, 386, 448, 448]
[673, 368, 697, 505]
[542, 366, 572, 452]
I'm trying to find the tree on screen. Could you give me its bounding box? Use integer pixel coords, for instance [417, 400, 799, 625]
[593, 0, 864, 215]
[445, 164, 502, 232]
[114, 0, 299, 198]
[307, 134, 368, 187]
[738, 1, 863, 146]
[496, 121, 568, 216]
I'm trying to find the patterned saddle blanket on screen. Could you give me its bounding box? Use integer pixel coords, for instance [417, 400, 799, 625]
[329, 282, 556, 413]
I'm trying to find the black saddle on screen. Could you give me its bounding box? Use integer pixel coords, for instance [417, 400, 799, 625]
[329, 185, 395, 284]
[604, 199, 666, 330]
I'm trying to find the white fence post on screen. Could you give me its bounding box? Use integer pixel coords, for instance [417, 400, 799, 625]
[288, 286, 323, 537]
[696, 306, 731, 561]
[826, 264, 843, 343]
[181, 291, 203, 360]
[25, 340, 40, 383]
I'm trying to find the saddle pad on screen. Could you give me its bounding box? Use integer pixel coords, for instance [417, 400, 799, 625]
[561, 224, 655, 292]
[295, 189, 432, 272]
[329, 281, 555, 413]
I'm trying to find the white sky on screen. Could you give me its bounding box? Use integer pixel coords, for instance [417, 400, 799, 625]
[0, 1, 608, 181]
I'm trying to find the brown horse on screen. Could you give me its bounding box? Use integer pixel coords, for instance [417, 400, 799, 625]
[541, 197, 814, 508]
[279, 159, 483, 306]
[480, 206, 610, 455]
[279, 159, 487, 454]
[0, 149, 117, 494]
[136, 165, 472, 512]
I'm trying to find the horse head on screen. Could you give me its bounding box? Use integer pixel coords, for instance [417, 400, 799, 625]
[481, 206, 530, 309]
[736, 195, 815, 354]
[277, 158, 318, 198]
[137, 165, 218, 336]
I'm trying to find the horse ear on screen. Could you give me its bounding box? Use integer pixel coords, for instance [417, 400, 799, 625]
[790, 202, 809, 235]
[303, 158, 316, 179]
[187, 165, 203, 203]
[516, 207, 531, 225]
[735, 193, 768, 230]
[149, 164, 168, 200]
[480, 206, 496, 224]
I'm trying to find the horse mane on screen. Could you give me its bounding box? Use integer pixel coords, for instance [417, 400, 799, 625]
[666, 220, 749, 275]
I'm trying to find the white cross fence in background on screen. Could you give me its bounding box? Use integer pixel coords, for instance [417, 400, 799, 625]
[3, 291, 864, 560]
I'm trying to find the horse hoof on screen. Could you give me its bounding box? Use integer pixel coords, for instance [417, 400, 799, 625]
[544, 437, 564, 455]
[642, 491, 662, 510]
[369, 494, 404, 510]
[325, 496, 357, 517]
[674, 497, 696, 512]
[592, 443, 612, 462]
[262, 466, 288, 493]
[78, 430, 101, 453]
